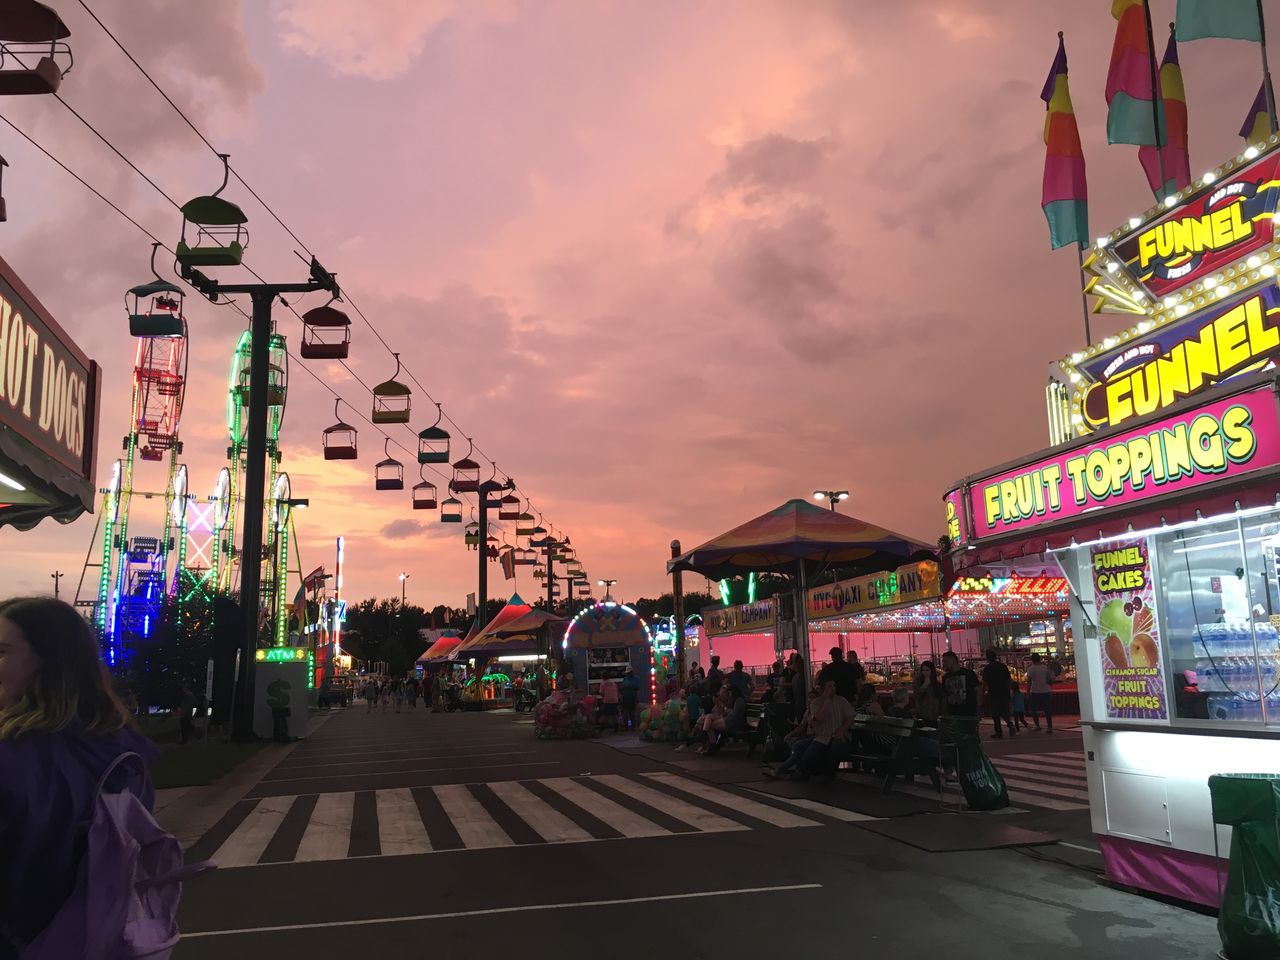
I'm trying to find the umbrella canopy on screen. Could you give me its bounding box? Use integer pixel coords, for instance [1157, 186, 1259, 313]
[454, 593, 535, 655]
[417, 629, 462, 664]
[668, 498, 934, 581]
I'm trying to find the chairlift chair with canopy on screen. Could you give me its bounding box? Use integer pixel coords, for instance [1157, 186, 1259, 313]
[464, 519, 481, 549]
[0, 1, 72, 96]
[412, 465, 438, 510]
[175, 156, 248, 268]
[127, 280, 185, 338]
[449, 438, 480, 493]
[499, 493, 521, 521]
[372, 352, 411, 424]
[321, 399, 357, 460]
[299, 300, 351, 359]
[418, 403, 450, 463]
[514, 547, 537, 566]
[374, 438, 404, 491]
[440, 496, 463, 523]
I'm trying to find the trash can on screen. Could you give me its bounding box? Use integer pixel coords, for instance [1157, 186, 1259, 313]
[940, 715, 1009, 811]
[1209, 774, 1280, 960]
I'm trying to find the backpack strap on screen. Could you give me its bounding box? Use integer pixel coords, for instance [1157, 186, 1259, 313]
[93, 749, 148, 802]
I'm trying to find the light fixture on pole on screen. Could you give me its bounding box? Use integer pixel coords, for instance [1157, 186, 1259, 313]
[812, 489, 849, 512]
[597, 578, 618, 602]
[399, 571, 409, 606]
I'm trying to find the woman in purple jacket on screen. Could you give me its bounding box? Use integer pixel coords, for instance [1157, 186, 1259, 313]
[0, 597, 158, 958]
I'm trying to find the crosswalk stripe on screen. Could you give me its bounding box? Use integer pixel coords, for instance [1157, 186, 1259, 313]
[1001, 756, 1085, 772]
[376, 788, 433, 855]
[594, 775, 748, 833]
[750, 793, 878, 822]
[295, 793, 355, 862]
[212, 796, 295, 867]
[995, 762, 1087, 786]
[1002, 776, 1091, 802]
[641, 773, 820, 828]
[486, 780, 593, 843]
[433, 784, 514, 849]
[544, 777, 671, 838]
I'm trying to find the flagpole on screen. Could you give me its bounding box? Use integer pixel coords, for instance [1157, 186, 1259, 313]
[1075, 245, 1093, 347]
[1142, 1, 1168, 193]
[1258, 0, 1279, 131]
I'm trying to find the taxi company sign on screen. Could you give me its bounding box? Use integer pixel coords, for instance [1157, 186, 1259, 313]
[807, 561, 941, 620]
[1113, 150, 1280, 301]
[704, 598, 776, 637]
[1076, 287, 1280, 433]
[970, 384, 1280, 540]
[0, 263, 93, 474]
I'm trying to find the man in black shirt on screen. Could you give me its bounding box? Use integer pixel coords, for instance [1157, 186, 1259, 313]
[941, 650, 979, 717]
[817, 647, 862, 702]
[705, 655, 724, 698]
[981, 648, 1017, 739]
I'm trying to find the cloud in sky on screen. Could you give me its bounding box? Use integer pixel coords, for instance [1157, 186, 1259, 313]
[0, 0, 1271, 607]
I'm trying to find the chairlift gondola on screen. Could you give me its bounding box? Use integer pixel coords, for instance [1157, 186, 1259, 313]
[449, 438, 480, 493]
[412, 466, 438, 510]
[498, 493, 521, 521]
[374, 437, 404, 491]
[440, 496, 463, 523]
[514, 547, 537, 566]
[416, 402, 450, 463]
[127, 280, 185, 338]
[372, 351, 411, 424]
[176, 155, 248, 269]
[322, 399, 357, 460]
[0, 0, 72, 96]
[300, 299, 351, 359]
[464, 520, 480, 549]
[515, 508, 536, 538]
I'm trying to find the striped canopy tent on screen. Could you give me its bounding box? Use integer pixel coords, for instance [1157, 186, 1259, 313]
[416, 628, 463, 665]
[667, 498, 934, 581]
[453, 593, 537, 657]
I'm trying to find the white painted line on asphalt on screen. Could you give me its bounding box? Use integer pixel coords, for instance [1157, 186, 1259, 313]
[1001, 776, 1091, 802]
[642, 773, 820, 829]
[997, 756, 1086, 773]
[486, 780, 593, 843]
[994, 762, 1088, 785]
[594, 775, 748, 833]
[256, 761, 559, 786]
[745, 792, 879, 822]
[1059, 841, 1102, 855]
[433, 784, 514, 849]
[181, 883, 825, 938]
[268, 751, 534, 774]
[377, 788, 433, 855]
[294, 793, 355, 862]
[545, 777, 671, 839]
[211, 796, 295, 868]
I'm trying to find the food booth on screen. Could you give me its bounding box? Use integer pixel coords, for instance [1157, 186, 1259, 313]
[944, 137, 1280, 907]
[562, 601, 653, 699]
[0, 254, 100, 533]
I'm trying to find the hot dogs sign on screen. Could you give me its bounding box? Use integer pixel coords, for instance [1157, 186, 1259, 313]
[1092, 538, 1167, 720]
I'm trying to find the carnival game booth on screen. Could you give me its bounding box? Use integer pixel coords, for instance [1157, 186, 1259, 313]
[948, 363, 1280, 905]
[454, 602, 559, 706]
[451, 594, 539, 707]
[563, 601, 654, 699]
[0, 254, 100, 533]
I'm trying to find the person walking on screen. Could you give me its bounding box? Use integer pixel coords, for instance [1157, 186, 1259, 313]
[981, 648, 1017, 739]
[406, 677, 419, 711]
[381, 678, 392, 712]
[940, 650, 979, 717]
[704, 656, 724, 699]
[619, 665, 640, 730]
[1026, 652, 1055, 733]
[0, 597, 160, 957]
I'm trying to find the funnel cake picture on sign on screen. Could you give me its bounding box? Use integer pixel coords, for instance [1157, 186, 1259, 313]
[1092, 537, 1168, 721]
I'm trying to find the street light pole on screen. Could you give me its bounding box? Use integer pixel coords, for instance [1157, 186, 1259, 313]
[597, 578, 618, 602]
[813, 489, 850, 512]
[399, 572, 409, 607]
[50, 569, 62, 600]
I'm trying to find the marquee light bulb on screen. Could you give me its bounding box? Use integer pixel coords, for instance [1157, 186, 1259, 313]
[1202, 171, 1216, 184]
[1128, 217, 1141, 229]
[1107, 262, 1119, 274]
[1246, 146, 1260, 160]
[1164, 196, 1177, 208]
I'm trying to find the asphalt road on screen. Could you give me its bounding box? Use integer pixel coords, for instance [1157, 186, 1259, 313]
[173, 706, 1220, 960]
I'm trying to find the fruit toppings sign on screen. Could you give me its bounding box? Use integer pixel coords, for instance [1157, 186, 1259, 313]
[1092, 537, 1167, 721]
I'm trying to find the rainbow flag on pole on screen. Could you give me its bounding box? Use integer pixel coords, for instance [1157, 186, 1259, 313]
[1107, 0, 1162, 145]
[1140, 30, 1190, 198]
[1240, 80, 1274, 143]
[1042, 34, 1089, 250]
[1176, 0, 1262, 42]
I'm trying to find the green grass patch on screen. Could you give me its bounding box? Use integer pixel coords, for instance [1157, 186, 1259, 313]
[150, 739, 267, 789]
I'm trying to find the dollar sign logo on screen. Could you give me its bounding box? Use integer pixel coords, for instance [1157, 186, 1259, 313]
[267, 679, 291, 709]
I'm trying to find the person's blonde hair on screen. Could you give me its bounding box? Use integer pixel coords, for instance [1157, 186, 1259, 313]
[0, 597, 133, 740]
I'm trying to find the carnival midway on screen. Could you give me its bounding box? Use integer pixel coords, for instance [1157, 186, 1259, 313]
[4, 2, 1280, 959]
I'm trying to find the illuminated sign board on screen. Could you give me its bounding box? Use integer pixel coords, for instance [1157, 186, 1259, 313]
[807, 561, 940, 620]
[944, 488, 965, 547]
[950, 575, 1068, 597]
[968, 383, 1280, 541]
[255, 646, 308, 663]
[1111, 150, 1280, 302]
[704, 598, 777, 638]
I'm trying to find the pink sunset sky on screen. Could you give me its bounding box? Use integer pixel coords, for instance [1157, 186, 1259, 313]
[0, 0, 1270, 607]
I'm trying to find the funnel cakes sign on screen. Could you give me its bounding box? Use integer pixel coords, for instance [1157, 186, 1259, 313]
[1092, 538, 1166, 721]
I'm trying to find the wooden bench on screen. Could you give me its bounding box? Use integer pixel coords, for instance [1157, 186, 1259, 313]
[840, 714, 942, 795]
[721, 702, 769, 756]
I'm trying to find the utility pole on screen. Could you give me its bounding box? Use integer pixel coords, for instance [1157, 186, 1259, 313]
[50, 570, 63, 600]
[670, 540, 685, 688]
[182, 258, 338, 742]
[476, 475, 512, 627]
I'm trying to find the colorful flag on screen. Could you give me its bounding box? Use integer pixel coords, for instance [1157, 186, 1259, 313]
[1042, 34, 1089, 250]
[1240, 80, 1274, 143]
[1107, 0, 1163, 145]
[500, 548, 516, 581]
[1176, 0, 1262, 41]
[1140, 30, 1190, 198]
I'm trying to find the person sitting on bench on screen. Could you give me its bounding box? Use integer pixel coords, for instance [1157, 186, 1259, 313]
[766, 680, 853, 780]
[763, 688, 818, 778]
